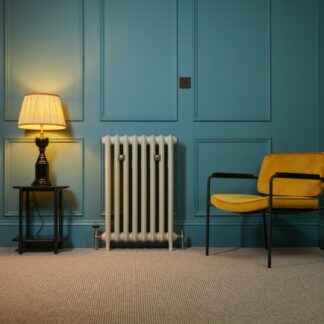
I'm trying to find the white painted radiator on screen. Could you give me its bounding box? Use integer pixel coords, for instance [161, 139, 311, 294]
[101, 135, 178, 250]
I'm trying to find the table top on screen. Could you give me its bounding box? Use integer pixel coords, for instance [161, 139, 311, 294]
[13, 186, 69, 191]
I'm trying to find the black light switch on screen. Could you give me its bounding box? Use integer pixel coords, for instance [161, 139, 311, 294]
[179, 77, 191, 89]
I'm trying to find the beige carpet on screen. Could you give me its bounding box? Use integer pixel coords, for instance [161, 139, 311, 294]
[0, 247, 323, 324]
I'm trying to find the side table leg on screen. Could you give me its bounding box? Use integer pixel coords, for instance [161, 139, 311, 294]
[26, 191, 30, 242]
[58, 189, 63, 249]
[18, 189, 23, 254]
[54, 189, 58, 254]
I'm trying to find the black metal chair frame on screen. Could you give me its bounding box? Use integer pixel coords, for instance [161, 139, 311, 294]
[205, 172, 324, 268]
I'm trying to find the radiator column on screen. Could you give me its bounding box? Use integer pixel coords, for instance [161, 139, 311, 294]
[104, 137, 111, 250]
[140, 136, 147, 242]
[167, 135, 174, 251]
[131, 136, 138, 241]
[114, 136, 120, 242]
[149, 136, 156, 242]
[123, 136, 129, 242]
[158, 135, 165, 242]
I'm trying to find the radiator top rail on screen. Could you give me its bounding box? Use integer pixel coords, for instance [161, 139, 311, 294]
[102, 135, 177, 145]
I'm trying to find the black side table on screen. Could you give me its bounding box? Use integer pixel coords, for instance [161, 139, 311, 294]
[13, 186, 69, 254]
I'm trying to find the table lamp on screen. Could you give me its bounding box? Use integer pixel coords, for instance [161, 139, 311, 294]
[17, 93, 66, 186]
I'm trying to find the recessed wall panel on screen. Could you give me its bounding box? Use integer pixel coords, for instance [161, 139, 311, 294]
[4, 138, 84, 217]
[0, 0, 4, 114]
[102, 0, 177, 121]
[5, 0, 83, 121]
[195, 139, 271, 216]
[194, 0, 270, 121]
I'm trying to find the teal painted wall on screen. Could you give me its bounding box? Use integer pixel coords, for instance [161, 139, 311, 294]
[0, 0, 321, 248]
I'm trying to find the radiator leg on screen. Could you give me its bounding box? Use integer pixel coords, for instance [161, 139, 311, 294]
[169, 240, 173, 251]
[181, 230, 185, 249]
[92, 224, 100, 250]
[176, 230, 185, 250]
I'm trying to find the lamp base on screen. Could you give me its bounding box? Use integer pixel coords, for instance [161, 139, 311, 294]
[32, 136, 51, 187]
[32, 178, 51, 187]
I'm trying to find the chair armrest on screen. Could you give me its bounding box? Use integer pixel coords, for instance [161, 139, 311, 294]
[268, 172, 324, 202]
[210, 172, 258, 180]
[206, 173, 258, 203]
[273, 172, 322, 180]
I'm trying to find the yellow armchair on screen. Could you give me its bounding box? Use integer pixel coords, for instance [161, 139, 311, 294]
[206, 152, 324, 268]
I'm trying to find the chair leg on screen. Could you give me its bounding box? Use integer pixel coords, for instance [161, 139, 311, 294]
[267, 176, 275, 268]
[262, 212, 268, 249]
[206, 202, 210, 256]
[267, 209, 273, 268]
[206, 176, 212, 256]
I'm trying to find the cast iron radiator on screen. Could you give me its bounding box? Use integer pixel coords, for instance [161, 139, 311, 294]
[99, 135, 180, 250]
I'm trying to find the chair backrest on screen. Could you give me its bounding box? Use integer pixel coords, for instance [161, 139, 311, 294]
[257, 153, 324, 197]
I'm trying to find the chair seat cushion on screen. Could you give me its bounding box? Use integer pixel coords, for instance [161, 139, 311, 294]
[211, 194, 319, 213]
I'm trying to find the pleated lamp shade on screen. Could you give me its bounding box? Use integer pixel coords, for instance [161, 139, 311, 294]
[18, 93, 66, 131]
